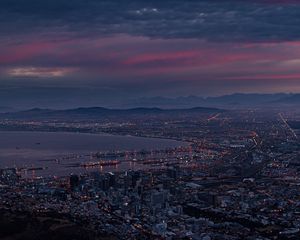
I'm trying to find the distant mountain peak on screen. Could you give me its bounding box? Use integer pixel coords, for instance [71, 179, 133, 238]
[126, 93, 298, 109]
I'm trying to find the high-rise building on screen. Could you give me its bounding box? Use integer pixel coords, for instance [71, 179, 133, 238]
[69, 174, 79, 191]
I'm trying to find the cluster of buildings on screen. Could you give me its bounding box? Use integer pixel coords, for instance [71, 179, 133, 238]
[1, 159, 300, 239]
[0, 109, 300, 239]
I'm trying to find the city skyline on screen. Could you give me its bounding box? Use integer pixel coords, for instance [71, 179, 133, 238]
[1, 2, 300, 239]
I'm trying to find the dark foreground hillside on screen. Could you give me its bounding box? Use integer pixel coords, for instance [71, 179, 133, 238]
[0, 209, 115, 240]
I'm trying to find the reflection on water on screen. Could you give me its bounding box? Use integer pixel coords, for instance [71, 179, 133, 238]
[0, 131, 187, 177]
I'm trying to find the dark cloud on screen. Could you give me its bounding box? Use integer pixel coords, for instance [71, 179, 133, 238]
[1, 0, 300, 42]
[0, 0, 300, 108]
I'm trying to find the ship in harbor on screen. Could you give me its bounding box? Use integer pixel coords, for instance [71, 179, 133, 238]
[80, 160, 120, 168]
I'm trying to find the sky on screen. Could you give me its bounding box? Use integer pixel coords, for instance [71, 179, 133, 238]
[1, 0, 300, 108]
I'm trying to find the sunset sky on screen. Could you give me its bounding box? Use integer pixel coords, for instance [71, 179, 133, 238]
[1, 0, 300, 108]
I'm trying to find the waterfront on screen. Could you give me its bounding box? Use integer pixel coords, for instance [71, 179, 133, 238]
[0, 108, 299, 239]
[0, 131, 187, 177]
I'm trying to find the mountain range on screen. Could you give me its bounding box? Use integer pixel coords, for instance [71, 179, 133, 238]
[0, 106, 222, 120]
[1, 93, 299, 113]
[125, 93, 300, 109]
